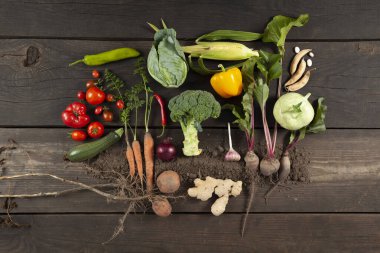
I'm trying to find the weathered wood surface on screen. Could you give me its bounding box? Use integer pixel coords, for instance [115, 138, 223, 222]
[0, 40, 379, 128]
[0, 128, 379, 214]
[1, 214, 380, 253]
[2, 181, 379, 214]
[0, 0, 379, 40]
[0, 1, 379, 252]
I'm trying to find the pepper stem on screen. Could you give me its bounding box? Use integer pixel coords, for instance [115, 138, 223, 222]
[218, 64, 226, 72]
[69, 59, 84, 67]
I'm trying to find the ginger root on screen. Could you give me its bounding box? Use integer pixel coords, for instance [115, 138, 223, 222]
[187, 176, 242, 216]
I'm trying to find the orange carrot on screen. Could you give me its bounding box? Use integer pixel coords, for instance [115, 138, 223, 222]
[144, 132, 154, 192]
[125, 144, 136, 177]
[132, 140, 143, 184]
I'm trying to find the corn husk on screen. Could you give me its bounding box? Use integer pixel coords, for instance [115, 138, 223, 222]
[182, 42, 258, 61]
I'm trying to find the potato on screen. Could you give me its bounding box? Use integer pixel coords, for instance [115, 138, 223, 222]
[157, 170, 181, 194]
[152, 198, 172, 217]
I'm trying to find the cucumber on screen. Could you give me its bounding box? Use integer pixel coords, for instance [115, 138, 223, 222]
[66, 128, 124, 162]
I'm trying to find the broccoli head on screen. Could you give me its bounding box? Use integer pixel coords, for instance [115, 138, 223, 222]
[168, 90, 221, 156]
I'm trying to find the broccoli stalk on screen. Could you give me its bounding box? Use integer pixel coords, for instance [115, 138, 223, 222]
[179, 118, 201, 156]
[168, 90, 221, 156]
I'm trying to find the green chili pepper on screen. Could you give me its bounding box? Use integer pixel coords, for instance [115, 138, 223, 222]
[69, 47, 140, 66]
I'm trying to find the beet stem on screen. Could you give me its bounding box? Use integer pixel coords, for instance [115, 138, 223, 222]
[271, 59, 283, 154]
[262, 107, 272, 155]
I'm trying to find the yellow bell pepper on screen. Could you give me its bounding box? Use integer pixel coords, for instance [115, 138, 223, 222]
[210, 65, 243, 98]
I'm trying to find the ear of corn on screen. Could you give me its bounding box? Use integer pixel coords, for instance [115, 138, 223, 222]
[182, 42, 258, 61]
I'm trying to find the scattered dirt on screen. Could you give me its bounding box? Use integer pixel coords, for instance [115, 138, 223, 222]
[288, 146, 311, 183]
[85, 149, 130, 182]
[89, 144, 310, 189]
[155, 150, 246, 185]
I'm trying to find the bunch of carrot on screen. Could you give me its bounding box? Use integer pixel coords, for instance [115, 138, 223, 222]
[100, 59, 166, 192]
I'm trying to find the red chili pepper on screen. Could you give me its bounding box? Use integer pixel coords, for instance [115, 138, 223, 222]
[153, 93, 167, 137]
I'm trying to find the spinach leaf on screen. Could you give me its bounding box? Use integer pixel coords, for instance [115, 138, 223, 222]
[262, 14, 309, 55]
[147, 27, 188, 88]
[307, 97, 327, 134]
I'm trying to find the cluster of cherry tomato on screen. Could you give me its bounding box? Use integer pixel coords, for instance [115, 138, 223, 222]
[63, 70, 124, 142]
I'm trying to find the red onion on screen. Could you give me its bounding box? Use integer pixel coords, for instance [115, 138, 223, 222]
[156, 137, 177, 162]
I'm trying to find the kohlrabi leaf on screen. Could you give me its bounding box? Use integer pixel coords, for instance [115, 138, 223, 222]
[289, 126, 306, 145]
[256, 50, 282, 82]
[289, 131, 296, 143]
[298, 127, 307, 141]
[196, 30, 262, 42]
[253, 79, 269, 111]
[262, 14, 309, 55]
[307, 97, 327, 134]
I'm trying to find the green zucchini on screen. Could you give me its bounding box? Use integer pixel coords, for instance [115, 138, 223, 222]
[66, 128, 124, 162]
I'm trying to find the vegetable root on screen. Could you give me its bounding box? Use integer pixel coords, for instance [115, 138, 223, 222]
[157, 170, 181, 194]
[290, 49, 312, 75]
[264, 151, 291, 201]
[244, 151, 259, 174]
[188, 177, 242, 216]
[241, 151, 259, 237]
[125, 144, 136, 177]
[259, 157, 280, 177]
[144, 132, 154, 192]
[132, 140, 143, 185]
[152, 197, 172, 217]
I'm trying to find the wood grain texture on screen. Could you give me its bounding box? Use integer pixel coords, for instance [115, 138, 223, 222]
[1, 214, 380, 253]
[0, 0, 379, 40]
[0, 128, 379, 213]
[0, 40, 379, 128]
[3, 180, 379, 214]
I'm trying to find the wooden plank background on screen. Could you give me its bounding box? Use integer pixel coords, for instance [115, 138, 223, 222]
[0, 1, 379, 252]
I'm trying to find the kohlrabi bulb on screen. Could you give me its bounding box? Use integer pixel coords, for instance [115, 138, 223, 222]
[273, 93, 314, 131]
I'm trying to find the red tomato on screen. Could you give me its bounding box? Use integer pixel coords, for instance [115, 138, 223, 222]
[94, 106, 103, 115]
[106, 94, 114, 102]
[71, 130, 87, 141]
[77, 91, 85, 100]
[92, 70, 100, 79]
[87, 122, 104, 138]
[86, 80, 96, 89]
[61, 102, 90, 128]
[116, 100, 124, 109]
[86, 86, 105, 105]
[102, 110, 114, 122]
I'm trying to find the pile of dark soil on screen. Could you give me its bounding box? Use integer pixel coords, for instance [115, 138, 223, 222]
[88, 144, 310, 188]
[155, 150, 246, 184]
[288, 146, 310, 183]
